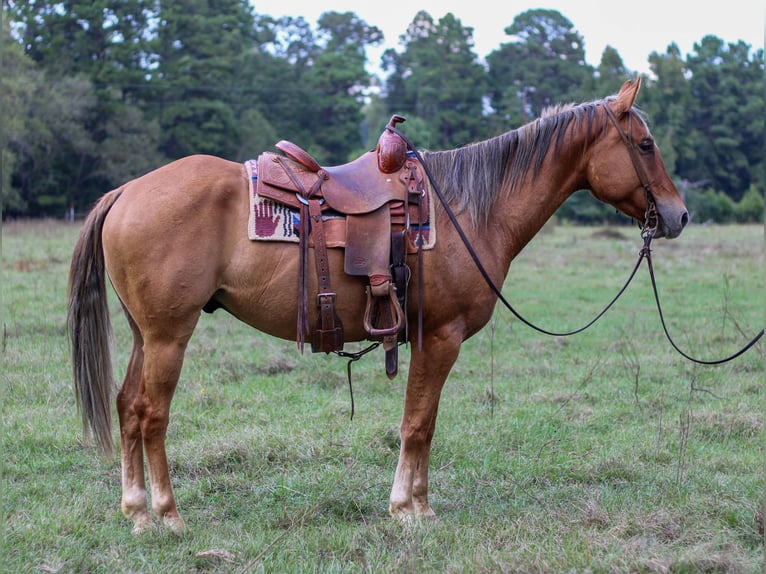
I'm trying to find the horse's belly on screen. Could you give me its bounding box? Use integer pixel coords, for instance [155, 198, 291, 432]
[217, 246, 373, 343]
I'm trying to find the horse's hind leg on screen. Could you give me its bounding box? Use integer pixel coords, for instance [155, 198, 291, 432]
[117, 309, 194, 534]
[117, 319, 151, 533]
[135, 333, 191, 533]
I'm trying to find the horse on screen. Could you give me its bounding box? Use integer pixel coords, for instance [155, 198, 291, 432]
[68, 78, 689, 534]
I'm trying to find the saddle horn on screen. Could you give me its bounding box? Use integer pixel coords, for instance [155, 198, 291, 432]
[377, 115, 407, 174]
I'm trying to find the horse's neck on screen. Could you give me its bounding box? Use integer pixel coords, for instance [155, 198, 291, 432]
[490, 151, 586, 264]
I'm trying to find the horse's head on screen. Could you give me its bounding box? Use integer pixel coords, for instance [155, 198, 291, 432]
[587, 78, 689, 239]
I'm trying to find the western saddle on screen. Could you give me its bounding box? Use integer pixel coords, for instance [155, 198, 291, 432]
[256, 115, 429, 378]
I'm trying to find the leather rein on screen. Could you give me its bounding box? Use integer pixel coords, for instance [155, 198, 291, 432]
[390, 104, 763, 365]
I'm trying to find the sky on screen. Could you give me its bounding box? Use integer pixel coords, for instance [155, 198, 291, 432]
[250, 0, 763, 75]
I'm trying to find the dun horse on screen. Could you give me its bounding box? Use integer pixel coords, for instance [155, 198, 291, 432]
[68, 79, 688, 533]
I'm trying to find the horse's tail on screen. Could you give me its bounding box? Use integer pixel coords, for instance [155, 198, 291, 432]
[67, 188, 124, 457]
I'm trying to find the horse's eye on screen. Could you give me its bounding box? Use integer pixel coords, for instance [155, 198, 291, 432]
[638, 138, 654, 154]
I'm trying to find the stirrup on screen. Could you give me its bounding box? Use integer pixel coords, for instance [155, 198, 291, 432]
[363, 283, 404, 338]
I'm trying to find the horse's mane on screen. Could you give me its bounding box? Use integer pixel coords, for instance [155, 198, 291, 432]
[421, 98, 625, 224]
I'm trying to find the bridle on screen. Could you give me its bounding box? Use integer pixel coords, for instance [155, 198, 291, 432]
[602, 103, 658, 244]
[602, 102, 762, 363]
[389, 105, 763, 364]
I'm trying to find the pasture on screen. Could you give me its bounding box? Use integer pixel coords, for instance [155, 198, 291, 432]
[2, 219, 763, 572]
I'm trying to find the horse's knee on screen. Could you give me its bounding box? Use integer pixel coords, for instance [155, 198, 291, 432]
[131, 384, 173, 438]
[399, 426, 436, 458]
[399, 423, 428, 444]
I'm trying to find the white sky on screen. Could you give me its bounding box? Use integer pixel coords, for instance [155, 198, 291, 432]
[250, 0, 763, 75]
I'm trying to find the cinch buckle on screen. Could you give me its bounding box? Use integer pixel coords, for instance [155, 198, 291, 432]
[317, 292, 337, 305]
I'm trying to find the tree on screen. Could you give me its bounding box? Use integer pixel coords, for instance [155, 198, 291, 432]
[148, 0, 260, 159]
[1, 22, 36, 213]
[486, 9, 593, 128]
[5, 0, 165, 212]
[303, 12, 383, 162]
[3, 2, 762, 222]
[1, 36, 98, 215]
[236, 11, 383, 164]
[236, 15, 313, 156]
[6, 0, 154, 91]
[382, 11, 486, 148]
[640, 43, 693, 179]
[593, 45, 631, 96]
[683, 36, 764, 200]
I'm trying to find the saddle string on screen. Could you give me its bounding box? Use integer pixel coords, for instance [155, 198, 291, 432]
[389, 126, 763, 364]
[275, 155, 312, 350]
[416, 181, 426, 350]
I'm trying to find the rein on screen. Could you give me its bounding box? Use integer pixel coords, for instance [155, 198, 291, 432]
[390, 124, 642, 337]
[641, 241, 764, 364]
[604, 104, 763, 364]
[389, 109, 763, 364]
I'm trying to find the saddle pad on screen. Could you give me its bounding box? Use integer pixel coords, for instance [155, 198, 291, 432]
[246, 159, 436, 250]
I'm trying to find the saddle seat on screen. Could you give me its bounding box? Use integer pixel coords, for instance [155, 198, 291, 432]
[272, 141, 410, 214]
[255, 116, 429, 378]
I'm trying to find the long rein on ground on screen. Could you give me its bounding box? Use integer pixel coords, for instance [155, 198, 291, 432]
[388, 108, 763, 366]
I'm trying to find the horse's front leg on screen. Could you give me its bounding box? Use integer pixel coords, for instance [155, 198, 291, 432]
[389, 332, 461, 520]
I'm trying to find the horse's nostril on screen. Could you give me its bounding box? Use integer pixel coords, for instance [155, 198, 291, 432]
[680, 211, 690, 228]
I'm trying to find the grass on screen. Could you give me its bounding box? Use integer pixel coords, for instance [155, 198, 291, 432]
[2, 219, 763, 573]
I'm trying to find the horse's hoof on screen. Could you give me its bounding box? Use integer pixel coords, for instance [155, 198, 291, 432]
[389, 505, 438, 525]
[391, 512, 415, 526]
[163, 515, 187, 535]
[413, 501, 437, 520]
[131, 515, 154, 535]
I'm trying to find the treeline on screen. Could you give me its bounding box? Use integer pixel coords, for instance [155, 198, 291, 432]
[2, 1, 763, 223]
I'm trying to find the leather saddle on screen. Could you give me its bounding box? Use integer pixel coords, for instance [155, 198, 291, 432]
[256, 115, 429, 378]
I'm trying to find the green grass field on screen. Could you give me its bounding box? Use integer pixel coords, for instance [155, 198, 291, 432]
[2, 219, 763, 572]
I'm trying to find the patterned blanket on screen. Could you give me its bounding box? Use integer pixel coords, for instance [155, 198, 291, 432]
[246, 159, 435, 249]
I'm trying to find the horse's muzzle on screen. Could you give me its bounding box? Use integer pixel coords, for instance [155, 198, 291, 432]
[655, 205, 689, 239]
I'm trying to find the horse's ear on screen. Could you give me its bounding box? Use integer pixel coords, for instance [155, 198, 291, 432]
[613, 77, 641, 114]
